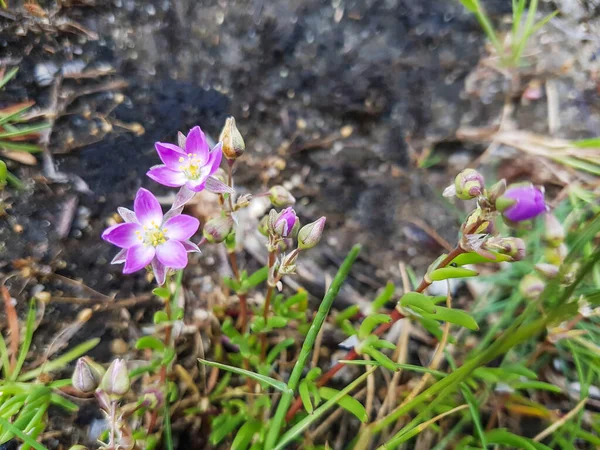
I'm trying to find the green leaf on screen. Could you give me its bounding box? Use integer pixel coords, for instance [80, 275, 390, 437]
[512, 380, 562, 393]
[451, 251, 512, 266]
[11, 299, 37, 380]
[198, 359, 289, 392]
[0, 160, 7, 187]
[266, 316, 288, 329]
[0, 416, 48, 450]
[358, 314, 391, 340]
[0, 141, 41, 152]
[0, 67, 19, 90]
[153, 311, 169, 324]
[223, 276, 241, 292]
[0, 123, 50, 139]
[372, 282, 395, 311]
[246, 267, 268, 288]
[319, 386, 368, 422]
[573, 137, 600, 148]
[152, 287, 170, 299]
[135, 336, 165, 352]
[362, 346, 397, 371]
[429, 267, 478, 281]
[267, 338, 295, 365]
[210, 414, 244, 445]
[336, 305, 360, 324]
[299, 380, 314, 414]
[485, 429, 552, 450]
[400, 292, 436, 314]
[425, 306, 479, 331]
[231, 419, 261, 450]
[458, 0, 479, 13]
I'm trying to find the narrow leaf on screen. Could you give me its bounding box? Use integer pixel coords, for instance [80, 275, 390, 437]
[429, 267, 478, 281]
[400, 292, 436, 314]
[135, 336, 165, 352]
[198, 359, 289, 392]
[425, 306, 479, 331]
[320, 386, 368, 422]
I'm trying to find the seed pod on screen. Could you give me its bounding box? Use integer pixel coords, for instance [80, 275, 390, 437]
[219, 117, 245, 160]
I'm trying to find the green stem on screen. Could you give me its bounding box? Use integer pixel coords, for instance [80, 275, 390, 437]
[263, 244, 361, 450]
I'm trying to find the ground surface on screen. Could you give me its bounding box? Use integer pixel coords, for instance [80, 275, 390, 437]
[1, 0, 599, 448]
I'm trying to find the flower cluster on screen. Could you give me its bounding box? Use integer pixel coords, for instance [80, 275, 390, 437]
[103, 120, 326, 286]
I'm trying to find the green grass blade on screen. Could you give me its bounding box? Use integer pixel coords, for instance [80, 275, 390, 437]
[0, 332, 10, 379]
[11, 299, 37, 380]
[163, 398, 173, 450]
[0, 123, 50, 139]
[0, 141, 42, 152]
[198, 359, 288, 392]
[0, 416, 48, 450]
[460, 385, 487, 448]
[18, 338, 100, 381]
[0, 68, 19, 90]
[0, 104, 34, 126]
[265, 244, 362, 450]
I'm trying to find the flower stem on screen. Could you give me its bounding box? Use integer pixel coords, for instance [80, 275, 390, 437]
[260, 250, 278, 362]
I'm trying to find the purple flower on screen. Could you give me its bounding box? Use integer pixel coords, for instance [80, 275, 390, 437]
[147, 126, 223, 193]
[102, 188, 200, 285]
[496, 183, 546, 222]
[273, 207, 297, 238]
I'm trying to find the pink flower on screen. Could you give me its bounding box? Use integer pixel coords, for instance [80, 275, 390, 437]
[147, 126, 223, 193]
[102, 188, 200, 284]
[496, 183, 546, 223]
[273, 207, 297, 238]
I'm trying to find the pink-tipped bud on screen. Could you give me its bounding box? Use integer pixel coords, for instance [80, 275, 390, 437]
[68, 446, 90, 450]
[269, 185, 296, 208]
[519, 274, 545, 300]
[72, 357, 105, 394]
[203, 215, 234, 243]
[219, 117, 245, 160]
[534, 263, 559, 279]
[270, 207, 298, 238]
[544, 213, 565, 248]
[99, 359, 130, 398]
[258, 215, 270, 236]
[454, 169, 485, 200]
[298, 217, 326, 250]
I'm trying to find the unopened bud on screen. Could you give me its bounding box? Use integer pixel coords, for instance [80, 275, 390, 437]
[534, 263, 559, 279]
[486, 178, 507, 204]
[219, 117, 245, 160]
[100, 359, 130, 398]
[72, 357, 105, 394]
[454, 169, 485, 200]
[544, 214, 565, 248]
[501, 237, 526, 261]
[298, 217, 326, 250]
[544, 243, 567, 265]
[270, 207, 298, 238]
[461, 208, 494, 236]
[269, 185, 296, 207]
[68, 446, 89, 450]
[203, 216, 234, 243]
[519, 274, 545, 300]
[258, 215, 270, 236]
[496, 183, 545, 223]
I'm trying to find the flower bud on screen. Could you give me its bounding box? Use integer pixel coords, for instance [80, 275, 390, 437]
[545, 243, 567, 266]
[269, 185, 296, 207]
[258, 215, 270, 236]
[534, 263, 559, 279]
[100, 359, 130, 398]
[461, 208, 494, 236]
[486, 179, 507, 204]
[68, 446, 90, 450]
[496, 183, 545, 223]
[270, 207, 298, 238]
[544, 213, 565, 248]
[203, 216, 234, 243]
[219, 117, 245, 160]
[454, 169, 485, 200]
[298, 217, 326, 250]
[519, 274, 545, 300]
[483, 237, 526, 261]
[72, 357, 105, 394]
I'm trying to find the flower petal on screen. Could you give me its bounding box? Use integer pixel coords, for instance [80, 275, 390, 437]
[164, 214, 200, 240]
[205, 176, 234, 194]
[152, 259, 168, 285]
[185, 126, 210, 164]
[102, 223, 143, 248]
[147, 165, 187, 188]
[207, 142, 223, 175]
[117, 207, 139, 224]
[123, 245, 155, 274]
[164, 205, 184, 223]
[155, 142, 186, 170]
[172, 185, 196, 209]
[181, 240, 201, 253]
[111, 248, 128, 264]
[156, 240, 188, 269]
[185, 179, 207, 192]
[134, 188, 163, 226]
